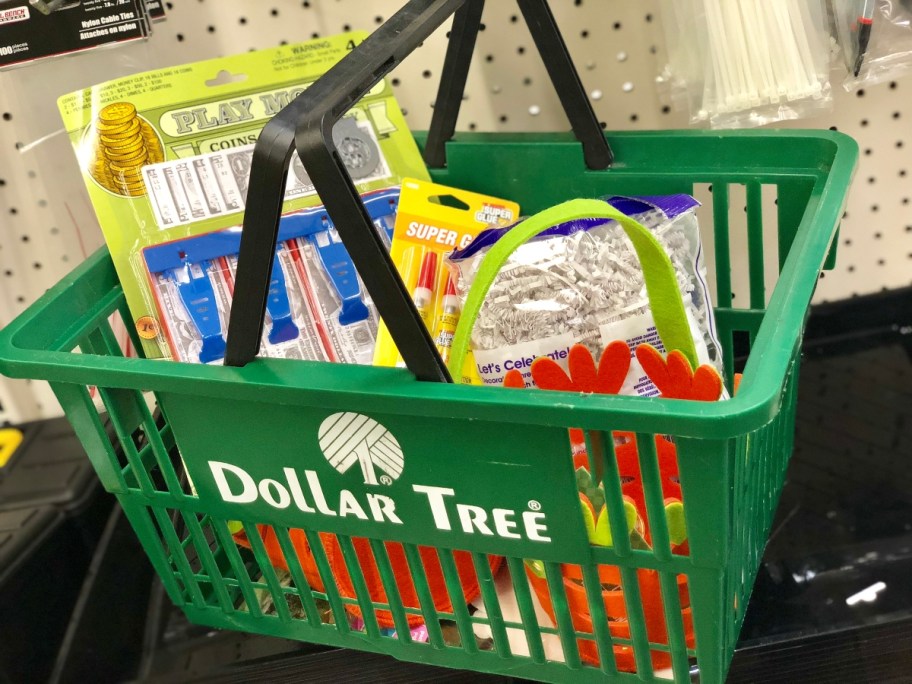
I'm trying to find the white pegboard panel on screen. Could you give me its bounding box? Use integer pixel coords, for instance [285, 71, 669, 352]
[0, 0, 910, 422]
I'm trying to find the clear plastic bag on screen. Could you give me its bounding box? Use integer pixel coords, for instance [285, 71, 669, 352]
[659, 0, 834, 129]
[834, 0, 912, 90]
[447, 196, 725, 396]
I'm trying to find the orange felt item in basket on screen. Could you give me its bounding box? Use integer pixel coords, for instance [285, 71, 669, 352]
[248, 525, 502, 630]
[525, 565, 690, 672]
[502, 342, 723, 669]
[328, 540, 504, 629]
[635, 344, 723, 401]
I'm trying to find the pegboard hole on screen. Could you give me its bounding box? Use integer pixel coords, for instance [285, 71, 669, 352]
[1, 113, 11, 122]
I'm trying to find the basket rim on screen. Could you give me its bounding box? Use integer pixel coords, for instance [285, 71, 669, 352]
[0, 129, 858, 440]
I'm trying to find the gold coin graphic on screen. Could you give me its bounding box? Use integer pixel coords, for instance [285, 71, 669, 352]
[106, 150, 148, 166]
[96, 119, 134, 136]
[114, 171, 143, 186]
[98, 102, 137, 125]
[104, 144, 147, 160]
[100, 123, 141, 144]
[109, 160, 145, 173]
[87, 109, 164, 198]
[135, 316, 160, 340]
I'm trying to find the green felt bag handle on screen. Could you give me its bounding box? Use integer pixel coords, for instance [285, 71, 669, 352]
[447, 198, 698, 382]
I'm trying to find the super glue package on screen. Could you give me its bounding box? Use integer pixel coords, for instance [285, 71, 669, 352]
[58, 33, 429, 359]
[372, 179, 520, 382]
[143, 189, 397, 365]
[447, 195, 724, 395]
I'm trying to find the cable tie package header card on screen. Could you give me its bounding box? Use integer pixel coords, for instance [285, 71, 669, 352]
[58, 32, 431, 359]
[0, 0, 150, 70]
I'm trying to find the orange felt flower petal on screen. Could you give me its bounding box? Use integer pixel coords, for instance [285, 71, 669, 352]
[531, 357, 574, 392]
[503, 369, 525, 388]
[568, 345, 598, 392]
[636, 344, 671, 393]
[665, 351, 695, 400]
[596, 340, 631, 395]
[638, 343, 726, 402]
[733, 373, 743, 395]
[691, 365, 723, 402]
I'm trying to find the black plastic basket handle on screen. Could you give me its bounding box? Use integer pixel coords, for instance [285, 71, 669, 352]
[225, 0, 612, 382]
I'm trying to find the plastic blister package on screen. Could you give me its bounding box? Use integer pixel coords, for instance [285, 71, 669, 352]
[143, 189, 398, 366]
[659, 0, 833, 128]
[447, 196, 724, 395]
[57, 34, 429, 359]
[833, 0, 912, 89]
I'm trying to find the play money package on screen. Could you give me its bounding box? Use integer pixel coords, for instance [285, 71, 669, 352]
[58, 32, 430, 358]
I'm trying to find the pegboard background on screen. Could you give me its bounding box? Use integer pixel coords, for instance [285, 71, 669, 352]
[0, 0, 910, 422]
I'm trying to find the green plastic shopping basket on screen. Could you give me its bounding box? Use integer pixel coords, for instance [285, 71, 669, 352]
[0, 1, 857, 682]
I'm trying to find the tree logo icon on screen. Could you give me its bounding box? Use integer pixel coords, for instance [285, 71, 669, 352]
[318, 412, 404, 486]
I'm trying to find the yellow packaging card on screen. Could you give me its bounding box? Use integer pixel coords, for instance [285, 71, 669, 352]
[373, 178, 519, 383]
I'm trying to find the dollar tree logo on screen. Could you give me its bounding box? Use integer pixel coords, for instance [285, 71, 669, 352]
[318, 413, 404, 486]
